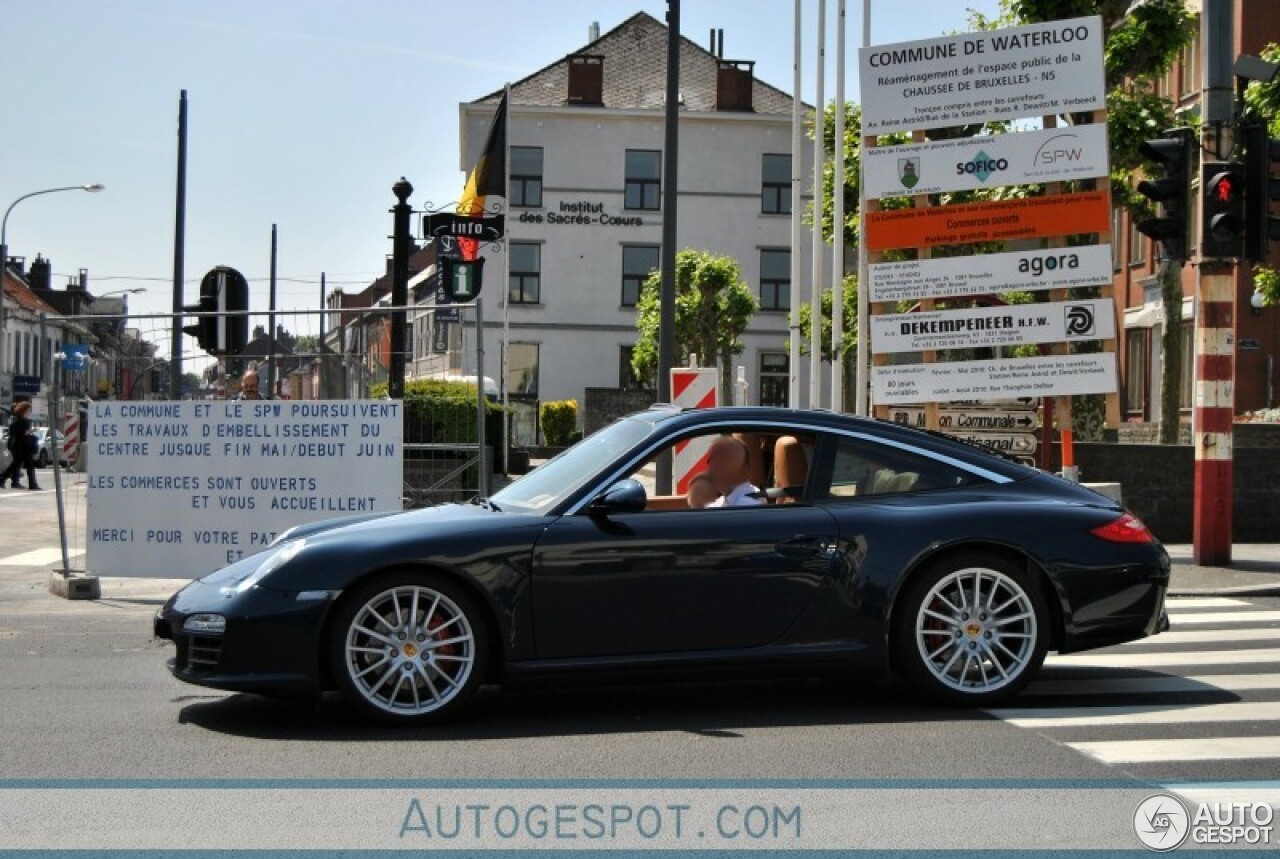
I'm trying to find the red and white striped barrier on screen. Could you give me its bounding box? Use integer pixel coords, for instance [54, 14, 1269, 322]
[61, 411, 80, 467]
[670, 366, 719, 493]
[1192, 274, 1235, 565]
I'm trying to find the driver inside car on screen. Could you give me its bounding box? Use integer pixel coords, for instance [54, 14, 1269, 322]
[704, 435, 763, 508]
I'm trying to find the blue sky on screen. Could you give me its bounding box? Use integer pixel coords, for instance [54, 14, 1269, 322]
[2, 0, 999, 347]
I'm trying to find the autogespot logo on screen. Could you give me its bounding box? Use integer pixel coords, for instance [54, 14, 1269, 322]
[1134, 794, 1190, 851]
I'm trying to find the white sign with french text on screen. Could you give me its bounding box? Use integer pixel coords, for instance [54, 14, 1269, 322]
[859, 16, 1105, 134]
[868, 244, 1114, 304]
[871, 298, 1115, 354]
[873, 352, 1117, 404]
[863, 124, 1109, 199]
[86, 400, 403, 578]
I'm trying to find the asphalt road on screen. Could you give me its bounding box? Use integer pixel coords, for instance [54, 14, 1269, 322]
[1, 479, 1277, 851]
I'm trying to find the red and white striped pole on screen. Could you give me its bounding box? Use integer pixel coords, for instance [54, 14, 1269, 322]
[1192, 263, 1235, 566]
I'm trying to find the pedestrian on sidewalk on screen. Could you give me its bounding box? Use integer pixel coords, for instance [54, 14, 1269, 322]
[1, 402, 39, 490]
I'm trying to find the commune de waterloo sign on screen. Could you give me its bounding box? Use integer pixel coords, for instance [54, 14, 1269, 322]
[858, 15, 1105, 134]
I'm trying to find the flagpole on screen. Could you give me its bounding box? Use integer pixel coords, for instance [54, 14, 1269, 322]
[788, 0, 803, 409]
[831, 0, 846, 411]
[501, 82, 512, 472]
[854, 0, 871, 416]
[809, 0, 827, 410]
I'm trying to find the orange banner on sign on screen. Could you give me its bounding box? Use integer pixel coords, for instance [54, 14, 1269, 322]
[865, 191, 1110, 252]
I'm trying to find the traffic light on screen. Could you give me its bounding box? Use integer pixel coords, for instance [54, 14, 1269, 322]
[183, 266, 250, 355]
[1243, 121, 1280, 263]
[1135, 127, 1196, 264]
[439, 256, 485, 302]
[1201, 162, 1245, 259]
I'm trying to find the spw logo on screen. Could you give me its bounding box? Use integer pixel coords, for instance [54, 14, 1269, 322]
[955, 150, 1008, 183]
[1064, 304, 1096, 338]
[1033, 133, 1084, 166]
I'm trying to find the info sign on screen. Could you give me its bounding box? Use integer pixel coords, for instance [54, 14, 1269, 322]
[86, 400, 403, 578]
[859, 15, 1105, 134]
[863, 123, 1110, 199]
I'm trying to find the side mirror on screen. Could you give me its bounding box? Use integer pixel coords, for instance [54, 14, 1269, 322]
[589, 478, 647, 516]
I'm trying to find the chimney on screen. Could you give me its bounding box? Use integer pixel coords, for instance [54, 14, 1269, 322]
[567, 54, 604, 105]
[28, 255, 52, 291]
[4, 255, 25, 279]
[716, 60, 755, 112]
[589, 20, 600, 42]
[79, 268, 89, 292]
[717, 29, 725, 59]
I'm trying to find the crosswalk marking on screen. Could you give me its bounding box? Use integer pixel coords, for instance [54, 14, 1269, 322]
[1120, 627, 1280, 646]
[1047, 647, 1280, 668]
[1169, 597, 1252, 609]
[1024, 673, 1280, 696]
[989, 701, 1280, 727]
[1166, 610, 1280, 625]
[1068, 737, 1280, 764]
[0, 548, 84, 567]
[1162, 785, 1280, 809]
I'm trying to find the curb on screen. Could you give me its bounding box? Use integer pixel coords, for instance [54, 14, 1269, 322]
[1168, 584, 1280, 598]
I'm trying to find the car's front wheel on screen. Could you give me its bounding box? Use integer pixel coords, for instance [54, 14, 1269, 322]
[329, 572, 488, 724]
[892, 553, 1048, 705]
[37, 450, 48, 468]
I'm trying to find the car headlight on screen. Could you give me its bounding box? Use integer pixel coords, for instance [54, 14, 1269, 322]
[183, 613, 226, 634]
[220, 539, 306, 596]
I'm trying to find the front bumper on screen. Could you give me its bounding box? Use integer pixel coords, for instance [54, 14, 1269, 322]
[155, 578, 336, 694]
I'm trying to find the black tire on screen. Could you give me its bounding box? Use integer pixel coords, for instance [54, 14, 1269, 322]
[37, 451, 49, 468]
[328, 571, 489, 725]
[891, 552, 1048, 705]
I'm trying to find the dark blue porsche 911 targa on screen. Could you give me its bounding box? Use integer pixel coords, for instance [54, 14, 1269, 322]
[156, 406, 1170, 724]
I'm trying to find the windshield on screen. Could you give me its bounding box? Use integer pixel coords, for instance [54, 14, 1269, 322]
[491, 417, 655, 515]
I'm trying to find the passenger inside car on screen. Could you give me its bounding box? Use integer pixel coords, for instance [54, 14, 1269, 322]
[686, 472, 717, 509]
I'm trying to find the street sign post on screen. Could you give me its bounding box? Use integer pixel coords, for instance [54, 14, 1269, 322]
[422, 213, 505, 241]
[887, 406, 1038, 431]
[12, 375, 40, 396]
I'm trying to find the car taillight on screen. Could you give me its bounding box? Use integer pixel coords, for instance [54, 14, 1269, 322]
[1089, 513, 1155, 543]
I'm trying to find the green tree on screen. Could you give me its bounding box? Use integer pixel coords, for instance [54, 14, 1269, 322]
[1244, 42, 1280, 308]
[797, 275, 859, 406]
[632, 249, 758, 399]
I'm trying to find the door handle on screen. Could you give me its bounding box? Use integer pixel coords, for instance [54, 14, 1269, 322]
[775, 535, 838, 559]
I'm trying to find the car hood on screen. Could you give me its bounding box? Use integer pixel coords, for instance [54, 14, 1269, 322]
[256, 502, 551, 592]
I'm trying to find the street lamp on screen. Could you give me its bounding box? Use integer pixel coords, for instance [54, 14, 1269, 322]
[1, 184, 105, 384]
[96, 287, 146, 298]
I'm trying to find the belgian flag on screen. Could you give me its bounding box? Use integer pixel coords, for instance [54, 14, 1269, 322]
[457, 94, 507, 260]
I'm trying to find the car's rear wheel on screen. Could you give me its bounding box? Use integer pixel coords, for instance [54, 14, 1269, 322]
[329, 572, 487, 724]
[892, 553, 1048, 705]
[37, 450, 49, 468]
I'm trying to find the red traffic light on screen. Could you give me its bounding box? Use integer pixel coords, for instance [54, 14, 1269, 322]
[1215, 175, 1235, 202]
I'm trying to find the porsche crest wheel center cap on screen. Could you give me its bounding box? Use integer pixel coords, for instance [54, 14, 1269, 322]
[402, 643, 418, 658]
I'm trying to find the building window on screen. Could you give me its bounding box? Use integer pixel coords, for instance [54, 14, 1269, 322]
[510, 146, 543, 208]
[1181, 21, 1200, 97]
[1179, 320, 1194, 410]
[759, 248, 791, 311]
[762, 154, 791, 214]
[759, 352, 789, 408]
[621, 244, 659, 307]
[1125, 328, 1150, 417]
[1112, 207, 1123, 272]
[619, 345, 651, 390]
[509, 242, 541, 305]
[505, 342, 539, 398]
[624, 150, 661, 210]
[1129, 214, 1145, 267]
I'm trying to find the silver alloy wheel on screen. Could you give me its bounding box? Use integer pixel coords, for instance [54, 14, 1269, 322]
[343, 585, 476, 715]
[914, 566, 1037, 694]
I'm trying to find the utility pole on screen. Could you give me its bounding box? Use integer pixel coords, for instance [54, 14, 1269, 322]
[789, 0, 804, 408]
[170, 90, 188, 400]
[389, 177, 413, 400]
[1194, 0, 1236, 566]
[318, 271, 326, 398]
[809, 0, 827, 410]
[267, 223, 278, 399]
[656, 0, 680, 495]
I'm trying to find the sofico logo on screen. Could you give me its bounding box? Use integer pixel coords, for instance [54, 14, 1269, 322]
[955, 150, 1008, 183]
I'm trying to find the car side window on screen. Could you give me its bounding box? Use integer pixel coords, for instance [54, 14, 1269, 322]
[824, 437, 981, 498]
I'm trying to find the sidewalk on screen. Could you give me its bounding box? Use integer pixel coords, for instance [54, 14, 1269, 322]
[1164, 543, 1280, 596]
